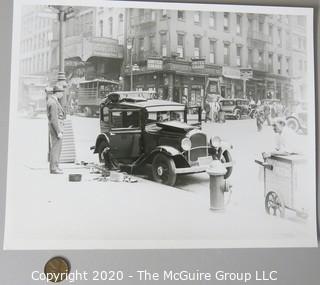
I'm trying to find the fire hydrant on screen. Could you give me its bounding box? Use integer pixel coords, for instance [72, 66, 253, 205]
[207, 160, 232, 211]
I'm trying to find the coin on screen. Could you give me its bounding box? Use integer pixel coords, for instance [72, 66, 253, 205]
[44, 256, 70, 283]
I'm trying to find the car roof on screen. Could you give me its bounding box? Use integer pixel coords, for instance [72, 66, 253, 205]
[120, 100, 185, 112]
[220, 98, 248, 101]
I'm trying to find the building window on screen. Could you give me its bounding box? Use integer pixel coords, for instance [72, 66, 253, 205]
[162, 10, 167, 18]
[194, 11, 200, 24]
[194, 37, 201, 58]
[209, 40, 216, 63]
[224, 43, 230, 65]
[258, 51, 264, 65]
[277, 55, 282, 74]
[224, 13, 229, 32]
[259, 21, 264, 33]
[139, 9, 145, 23]
[268, 53, 273, 72]
[99, 20, 103, 37]
[284, 15, 289, 24]
[150, 10, 156, 21]
[236, 14, 242, 34]
[286, 57, 290, 75]
[178, 10, 185, 21]
[118, 14, 124, 33]
[139, 37, 144, 59]
[248, 18, 253, 35]
[160, 33, 167, 57]
[297, 16, 306, 26]
[248, 48, 253, 67]
[236, 46, 242, 66]
[177, 34, 184, 58]
[209, 12, 215, 28]
[286, 31, 291, 49]
[149, 35, 155, 54]
[299, 59, 303, 71]
[277, 28, 282, 47]
[108, 17, 113, 37]
[268, 24, 273, 41]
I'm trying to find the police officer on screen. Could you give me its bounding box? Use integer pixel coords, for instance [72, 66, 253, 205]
[47, 86, 65, 174]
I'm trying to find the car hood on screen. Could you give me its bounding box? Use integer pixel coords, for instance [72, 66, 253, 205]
[156, 121, 197, 133]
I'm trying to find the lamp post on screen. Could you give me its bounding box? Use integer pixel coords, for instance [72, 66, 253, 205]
[127, 37, 134, 91]
[49, 6, 74, 84]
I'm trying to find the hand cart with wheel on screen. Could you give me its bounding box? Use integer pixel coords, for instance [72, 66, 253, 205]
[255, 154, 308, 219]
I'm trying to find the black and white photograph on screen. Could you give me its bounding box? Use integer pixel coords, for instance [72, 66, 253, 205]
[4, 0, 317, 249]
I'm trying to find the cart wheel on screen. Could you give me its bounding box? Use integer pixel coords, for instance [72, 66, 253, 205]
[265, 191, 285, 218]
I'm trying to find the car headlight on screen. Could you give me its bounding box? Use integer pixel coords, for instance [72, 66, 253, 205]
[210, 136, 221, 148]
[181, 138, 192, 151]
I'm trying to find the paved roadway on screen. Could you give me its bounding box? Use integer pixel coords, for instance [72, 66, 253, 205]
[3, 114, 317, 249]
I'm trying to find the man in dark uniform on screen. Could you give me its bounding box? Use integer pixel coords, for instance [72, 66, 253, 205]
[47, 86, 65, 174]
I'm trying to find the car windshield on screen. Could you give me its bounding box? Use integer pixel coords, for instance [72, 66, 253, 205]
[236, 100, 248, 106]
[221, 100, 234, 106]
[146, 110, 184, 124]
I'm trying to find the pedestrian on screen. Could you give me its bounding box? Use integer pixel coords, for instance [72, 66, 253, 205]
[212, 99, 220, 122]
[263, 117, 302, 157]
[263, 102, 271, 126]
[256, 106, 265, 132]
[204, 101, 211, 122]
[47, 86, 65, 174]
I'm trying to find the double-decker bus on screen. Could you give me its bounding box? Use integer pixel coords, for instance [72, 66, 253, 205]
[77, 79, 119, 116]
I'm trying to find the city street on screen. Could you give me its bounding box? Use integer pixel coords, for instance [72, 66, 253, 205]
[4, 114, 317, 249]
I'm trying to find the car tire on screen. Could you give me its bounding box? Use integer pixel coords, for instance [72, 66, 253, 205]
[221, 150, 232, 179]
[286, 117, 300, 132]
[235, 111, 241, 120]
[97, 141, 107, 163]
[152, 153, 177, 186]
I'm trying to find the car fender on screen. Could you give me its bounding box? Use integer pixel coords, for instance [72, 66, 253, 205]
[151, 145, 181, 157]
[220, 140, 233, 152]
[93, 133, 110, 153]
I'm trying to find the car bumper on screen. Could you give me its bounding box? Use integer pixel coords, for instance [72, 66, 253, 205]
[175, 161, 233, 174]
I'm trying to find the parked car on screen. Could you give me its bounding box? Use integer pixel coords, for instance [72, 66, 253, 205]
[219, 98, 250, 120]
[286, 101, 308, 134]
[92, 92, 233, 186]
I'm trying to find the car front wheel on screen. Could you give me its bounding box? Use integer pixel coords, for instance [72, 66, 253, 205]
[152, 154, 177, 186]
[97, 141, 107, 163]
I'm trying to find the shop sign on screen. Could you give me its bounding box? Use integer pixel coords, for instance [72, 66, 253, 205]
[147, 58, 163, 70]
[209, 82, 218, 93]
[222, 66, 241, 79]
[240, 69, 253, 79]
[191, 58, 205, 69]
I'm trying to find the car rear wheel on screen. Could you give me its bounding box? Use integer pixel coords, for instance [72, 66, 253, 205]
[221, 150, 232, 179]
[286, 117, 300, 132]
[152, 154, 177, 186]
[235, 111, 241, 120]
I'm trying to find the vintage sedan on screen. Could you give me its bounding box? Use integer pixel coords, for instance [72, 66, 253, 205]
[92, 92, 233, 186]
[219, 98, 250, 120]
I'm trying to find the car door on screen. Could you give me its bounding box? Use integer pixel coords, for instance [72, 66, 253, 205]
[108, 109, 142, 161]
